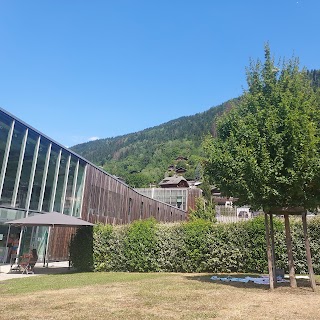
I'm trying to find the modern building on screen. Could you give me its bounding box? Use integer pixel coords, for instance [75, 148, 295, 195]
[0, 107, 186, 263]
[135, 187, 201, 212]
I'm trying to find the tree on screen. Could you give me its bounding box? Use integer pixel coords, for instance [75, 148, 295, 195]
[203, 45, 320, 212]
[188, 197, 216, 223]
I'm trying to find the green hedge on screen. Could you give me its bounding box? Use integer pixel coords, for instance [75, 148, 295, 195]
[71, 216, 320, 274]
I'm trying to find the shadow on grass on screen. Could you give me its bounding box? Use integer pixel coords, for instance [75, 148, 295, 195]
[184, 273, 317, 292]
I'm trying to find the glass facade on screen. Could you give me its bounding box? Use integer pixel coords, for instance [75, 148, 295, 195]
[0, 108, 87, 261]
[136, 188, 188, 211]
[0, 107, 187, 262]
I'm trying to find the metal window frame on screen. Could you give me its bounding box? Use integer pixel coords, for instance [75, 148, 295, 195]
[69, 159, 79, 216]
[78, 164, 87, 219]
[25, 135, 41, 213]
[38, 142, 52, 211]
[60, 153, 71, 213]
[0, 119, 15, 199]
[11, 128, 28, 207]
[49, 148, 62, 212]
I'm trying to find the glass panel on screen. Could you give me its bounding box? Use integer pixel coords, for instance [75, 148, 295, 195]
[0, 207, 26, 223]
[42, 144, 60, 212]
[33, 226, 49, 261]
[29, 138, 50, 210]
[0, 111, 13, 172]
[63, 156, 77, 215]
[53, 150, 68, 212]
[16, 131, 38, 209]
[73, 161, 85, 217]
[0, 122, 26, 206]
[0, 222, 21, 263]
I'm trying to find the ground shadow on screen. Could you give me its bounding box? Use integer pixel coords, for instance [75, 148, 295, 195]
[184, 273, 318, 292]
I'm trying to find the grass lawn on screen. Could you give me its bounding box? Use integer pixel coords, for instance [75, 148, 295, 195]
[0, 272, 319, 320]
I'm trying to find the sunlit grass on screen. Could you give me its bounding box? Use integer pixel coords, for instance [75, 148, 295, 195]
[0, 272, 319, 320]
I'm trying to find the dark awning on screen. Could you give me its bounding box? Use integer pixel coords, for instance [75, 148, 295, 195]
[5, 212, 94, 227]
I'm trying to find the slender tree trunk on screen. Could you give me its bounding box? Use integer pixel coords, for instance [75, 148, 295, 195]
[302, 212, 317, 291]
[284, 214, 297, 288]
[269, 213, 277, 287]
[265, 213, 274, 290]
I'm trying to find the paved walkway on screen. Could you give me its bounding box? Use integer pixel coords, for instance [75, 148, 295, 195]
[0, 261, 71, 281]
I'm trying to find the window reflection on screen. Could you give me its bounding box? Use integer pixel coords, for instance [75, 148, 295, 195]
[54, 150, 68, 212]
[16, 131, 38, 209]
[0, 112, 13, 172]
[0, 122, 26, 206]
[42, 144, 60, 212]
[29, 138, 50, 210]
[63, 156, 77, 215]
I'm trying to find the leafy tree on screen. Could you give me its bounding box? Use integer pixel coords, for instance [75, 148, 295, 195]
[203, 45, 320, 212]
[188, 197, 216, 222]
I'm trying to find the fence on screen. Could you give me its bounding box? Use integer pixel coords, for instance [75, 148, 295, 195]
[215, 205, 256, 223]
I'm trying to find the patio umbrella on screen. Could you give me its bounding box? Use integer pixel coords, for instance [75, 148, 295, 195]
[5, 212, 94, 266]
[5, 211, 94, 227]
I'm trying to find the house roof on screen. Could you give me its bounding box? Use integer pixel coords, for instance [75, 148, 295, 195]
[159, 175, 189, 187]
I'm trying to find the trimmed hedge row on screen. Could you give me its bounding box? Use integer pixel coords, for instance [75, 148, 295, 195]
[70, 216, 320, 274]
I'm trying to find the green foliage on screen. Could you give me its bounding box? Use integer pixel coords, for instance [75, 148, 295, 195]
[90, 216, 320, 274]
[181, 219, 215, 272]
[93, 223, 113, 271]
[123, 218, 158, 272]
[188, 197, 216, 222]
[155, 223, 185, 272]
[69, 226, 94, 272]
[203, 45, 320, 211]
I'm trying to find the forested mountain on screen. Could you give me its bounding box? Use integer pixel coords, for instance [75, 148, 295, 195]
[71, 69, 320, 188]
[307, 69, 320, 88]
[71, 99, 237, 187]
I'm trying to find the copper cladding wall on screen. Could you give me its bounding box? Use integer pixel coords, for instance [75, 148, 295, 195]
[82, 165, 187, 224]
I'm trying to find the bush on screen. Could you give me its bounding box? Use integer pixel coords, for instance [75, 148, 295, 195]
[123, 218, 158, 272]
[188, 197, 216, 222]
[69, 226, 93, 272]
[88, 216, 320, 274]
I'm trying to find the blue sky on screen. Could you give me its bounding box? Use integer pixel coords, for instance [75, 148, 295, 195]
[0, 0, 319, 147]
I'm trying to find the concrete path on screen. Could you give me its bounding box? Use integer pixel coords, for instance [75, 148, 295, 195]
[0, 261, 71, 281]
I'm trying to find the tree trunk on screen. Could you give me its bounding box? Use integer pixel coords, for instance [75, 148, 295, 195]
[284, 214, 297, 288]
[265, 213, 274, 290]
[302, 212, 317, 291]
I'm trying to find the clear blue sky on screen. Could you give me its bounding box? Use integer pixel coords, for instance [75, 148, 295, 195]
[0, 0, 319, 147]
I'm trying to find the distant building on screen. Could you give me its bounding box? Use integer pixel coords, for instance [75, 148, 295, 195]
[136, 187, 201, 212]
[211, 186, 236, 206]
[159, 175, 189, 188]
[175, 167, 187, 174]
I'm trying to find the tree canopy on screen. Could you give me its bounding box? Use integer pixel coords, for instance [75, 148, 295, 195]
[203, 45, 320, 211]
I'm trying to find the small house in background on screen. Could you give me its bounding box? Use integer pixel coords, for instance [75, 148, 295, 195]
[167, 165, 175, 171]
[211, 185, 235, 206]
[159, 175, 189, 188]
[175, 167, 187, 174]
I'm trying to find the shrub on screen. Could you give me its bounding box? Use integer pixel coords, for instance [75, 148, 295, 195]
[89, 216, 320, 274]
[123, 218, 158, 272]
[69, 226, 93, 272]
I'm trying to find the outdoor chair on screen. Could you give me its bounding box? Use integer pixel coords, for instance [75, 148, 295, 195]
[19, 253, 38, 274]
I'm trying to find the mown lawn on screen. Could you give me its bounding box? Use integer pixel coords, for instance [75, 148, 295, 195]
[0, 272, 319, 320]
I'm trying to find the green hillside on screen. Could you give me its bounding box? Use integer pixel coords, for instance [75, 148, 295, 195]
[71, 69, 320, 188]
[71, 99, 237, 187]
